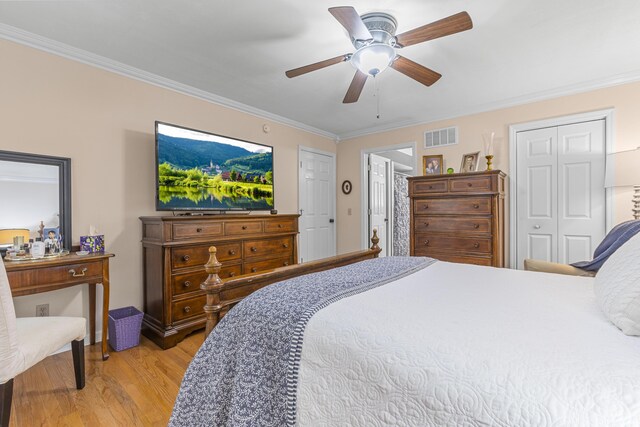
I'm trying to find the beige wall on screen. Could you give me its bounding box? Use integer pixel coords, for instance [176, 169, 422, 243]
[0, 39, 335, 339]
[336, 81, 640, 256]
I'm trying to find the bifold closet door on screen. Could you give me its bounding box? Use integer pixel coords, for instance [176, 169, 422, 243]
[516, 120, 605, 269]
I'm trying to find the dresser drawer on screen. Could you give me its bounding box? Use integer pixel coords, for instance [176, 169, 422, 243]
[171, 264, 243, 297]
[172, 222, 223, 240]
[415, 251, 493, 266]
[244, 256, 292, 274]
[224, 221, 263, 235]
[412, 179, 448, 194]
[171, 242, 241, 270]
[413, 197, 491, 215]
[449, 176, 492, 192]
[243, 237, 293, 259]
[415, 234, 492, 254]
[264, 218, 297, 233]
[7, 261, 103, 291]
[413, 217, 492, 234]
[172, 295, 206, 323]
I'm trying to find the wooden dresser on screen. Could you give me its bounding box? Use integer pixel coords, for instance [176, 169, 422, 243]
[140, 214, 299, 349]
[408, 170, 506, 267]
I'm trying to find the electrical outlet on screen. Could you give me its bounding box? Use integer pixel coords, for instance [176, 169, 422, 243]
[36, 303, 49, 317]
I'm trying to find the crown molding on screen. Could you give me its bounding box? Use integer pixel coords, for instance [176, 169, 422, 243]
[0, 23, 338, 141]
[337, 69, 640, 141]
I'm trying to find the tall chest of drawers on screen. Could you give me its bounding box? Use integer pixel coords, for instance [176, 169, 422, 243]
[140, 214, 299, 349]
[408, 171, 506, 267]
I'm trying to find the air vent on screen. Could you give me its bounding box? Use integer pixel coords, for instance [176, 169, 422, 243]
[424, 126, 458, 149]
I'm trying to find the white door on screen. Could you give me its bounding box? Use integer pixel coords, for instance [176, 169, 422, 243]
[369, 153, 391, 257]
[516, 120, 606, 268]
[298, 148, 335, 263]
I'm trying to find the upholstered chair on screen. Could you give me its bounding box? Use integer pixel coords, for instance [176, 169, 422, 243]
[0, 259, 86, 427]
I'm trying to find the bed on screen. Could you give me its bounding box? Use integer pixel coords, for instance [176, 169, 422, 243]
[170, 234, 640, 426]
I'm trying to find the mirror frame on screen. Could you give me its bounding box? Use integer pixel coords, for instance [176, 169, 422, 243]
[0, 150, 72, 250]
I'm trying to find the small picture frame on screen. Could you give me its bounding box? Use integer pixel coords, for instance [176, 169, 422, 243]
[422, 155, 444, 175]
[460, 151, 480, 173]
[43, 227, 60, 246]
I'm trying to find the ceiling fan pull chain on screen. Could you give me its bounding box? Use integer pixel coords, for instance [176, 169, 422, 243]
[374, 75, 381, 119]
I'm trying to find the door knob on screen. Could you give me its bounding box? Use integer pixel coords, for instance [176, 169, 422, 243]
[534, 225, 541, 229]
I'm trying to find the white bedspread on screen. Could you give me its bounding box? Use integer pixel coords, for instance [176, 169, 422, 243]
[296, 261, 640, 426]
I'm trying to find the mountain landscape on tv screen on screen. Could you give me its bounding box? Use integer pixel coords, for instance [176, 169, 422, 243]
[157, 133, 273, 210]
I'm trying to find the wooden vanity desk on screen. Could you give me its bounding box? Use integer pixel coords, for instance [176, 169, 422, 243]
[4, 252, 114, 360]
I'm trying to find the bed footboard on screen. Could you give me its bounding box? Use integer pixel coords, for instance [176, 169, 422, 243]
[201, 231, 381, 338]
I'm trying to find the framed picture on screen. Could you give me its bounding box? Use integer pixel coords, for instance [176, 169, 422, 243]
[43, 227, 60, 247]
[460, 151, 480, 173]
[422, 155, 444, 175]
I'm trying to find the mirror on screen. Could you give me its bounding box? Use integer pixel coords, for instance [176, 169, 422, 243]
[0, 150, 71, 250]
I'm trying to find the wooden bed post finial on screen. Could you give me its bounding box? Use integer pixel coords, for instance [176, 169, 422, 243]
[371, 228, 381, 257]
[201, 246, 224, 338]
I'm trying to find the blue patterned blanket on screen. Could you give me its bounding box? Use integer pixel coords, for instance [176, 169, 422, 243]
[169, 256, 434, 427]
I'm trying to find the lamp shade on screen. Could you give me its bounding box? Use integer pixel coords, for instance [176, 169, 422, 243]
[604, 147, 640, 188]
[0, 228, 30, 245]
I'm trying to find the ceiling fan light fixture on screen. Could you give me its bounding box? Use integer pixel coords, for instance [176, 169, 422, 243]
[351, 43, 395, 76]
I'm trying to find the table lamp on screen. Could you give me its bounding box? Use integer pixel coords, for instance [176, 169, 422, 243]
[604, 147, 640, 219]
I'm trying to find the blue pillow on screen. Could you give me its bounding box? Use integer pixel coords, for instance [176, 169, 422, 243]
[571, 220, 640, 271]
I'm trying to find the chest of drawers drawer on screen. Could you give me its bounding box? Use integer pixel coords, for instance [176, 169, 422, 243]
[224, 221, 263, 235]
[171, 242, 241, 270]
[243, 236, 293, 259]
[172, 222, 223, 240]
[412, 179, 448, 194]
[244, 256, 292, 274]
[415, 234, 492, 254]
[449, 176, 492, 192]
[264, 218, 297, 233]
[172, 295, 206, 323]
[413, 197, 491, 215]
[171, 263, 243, 297]
[413, 216, 492, 234]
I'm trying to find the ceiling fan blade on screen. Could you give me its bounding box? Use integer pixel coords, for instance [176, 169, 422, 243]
[395, 11, 473, 47]
[329, 6, 372, 41]
[343, 70, 368, 103]
[391, 56, 442, 86]
[285, 55, 348, 78]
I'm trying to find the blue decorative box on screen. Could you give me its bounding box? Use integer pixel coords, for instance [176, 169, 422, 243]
[80, 235, 104, 253]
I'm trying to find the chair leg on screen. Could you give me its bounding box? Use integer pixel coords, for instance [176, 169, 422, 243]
[0, 379, 13, 427]
[71, 339, 85, 390]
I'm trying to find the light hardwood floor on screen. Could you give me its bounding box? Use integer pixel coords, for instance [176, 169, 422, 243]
[9, 333, 204, 426]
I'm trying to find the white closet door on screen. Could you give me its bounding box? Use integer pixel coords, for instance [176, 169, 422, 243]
[557, 120, 606, 264]
[516, 127, 558, 268]
[369, 154, 390, 257]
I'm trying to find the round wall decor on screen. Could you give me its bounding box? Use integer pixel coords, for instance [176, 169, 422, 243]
[341, 180, 352, 195]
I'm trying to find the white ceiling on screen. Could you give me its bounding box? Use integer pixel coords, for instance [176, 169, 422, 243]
[1, 0, 639, 140]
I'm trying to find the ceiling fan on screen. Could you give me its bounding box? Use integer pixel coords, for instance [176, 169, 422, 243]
[285, 6, 473, 103]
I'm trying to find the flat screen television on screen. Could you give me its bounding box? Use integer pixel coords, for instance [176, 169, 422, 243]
[155, 121, 274, 211]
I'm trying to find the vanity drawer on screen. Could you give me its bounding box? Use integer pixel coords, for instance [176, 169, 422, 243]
[171, 242, 241, 270]
[264, 218, 297, 233]
[7, 261, 103, 291]
[449, 176, 492, 192]
[413, 217, 492, 234]
[243, 237, 293, 259]
[172, 295, 206, 323]
[413, 197, 491, 215]
[172, 222, 223, 240]
[171, 264, 243, 297]
[415, 234, 492, 254]
[224, 221, 263, 235]
[411, 179, 448, 194]
[244, 256, 293, 274]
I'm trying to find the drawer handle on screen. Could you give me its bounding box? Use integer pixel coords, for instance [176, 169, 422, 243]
[182, 255, 191, 262]
[467, 182, 473, 187]
[283, 261, 289, 266]
[474, 243, 480, 248]
[229, 272, 235, 277]
[278, 224, 282, 228]
[229, 249, 236, 255]
[196, 227, 203, 232]
[251, 267, 257, 273]
[242, 225, 247, 230]
[423, 222, 429, 227]
[424, 240, 430, 246]
[473, 204, 479, 209]
[183, 306, 191, 313]
[473, 223, 480, 229]
[282, 243, 289, 248]
[251, 247, 257, 252]
[69, 268, 88, 277]
[183, 281, 191, 288]
[428, 185, 433, 189]
[423, 205, 429, 209]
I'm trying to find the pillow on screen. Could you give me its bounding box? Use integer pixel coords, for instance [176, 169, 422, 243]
[594, 230, 640, 335]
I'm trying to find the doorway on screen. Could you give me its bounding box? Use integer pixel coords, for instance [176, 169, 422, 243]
[298, 146, 336, 263]
[509, 110, 613, 269]
[361, 143, 416, 256]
